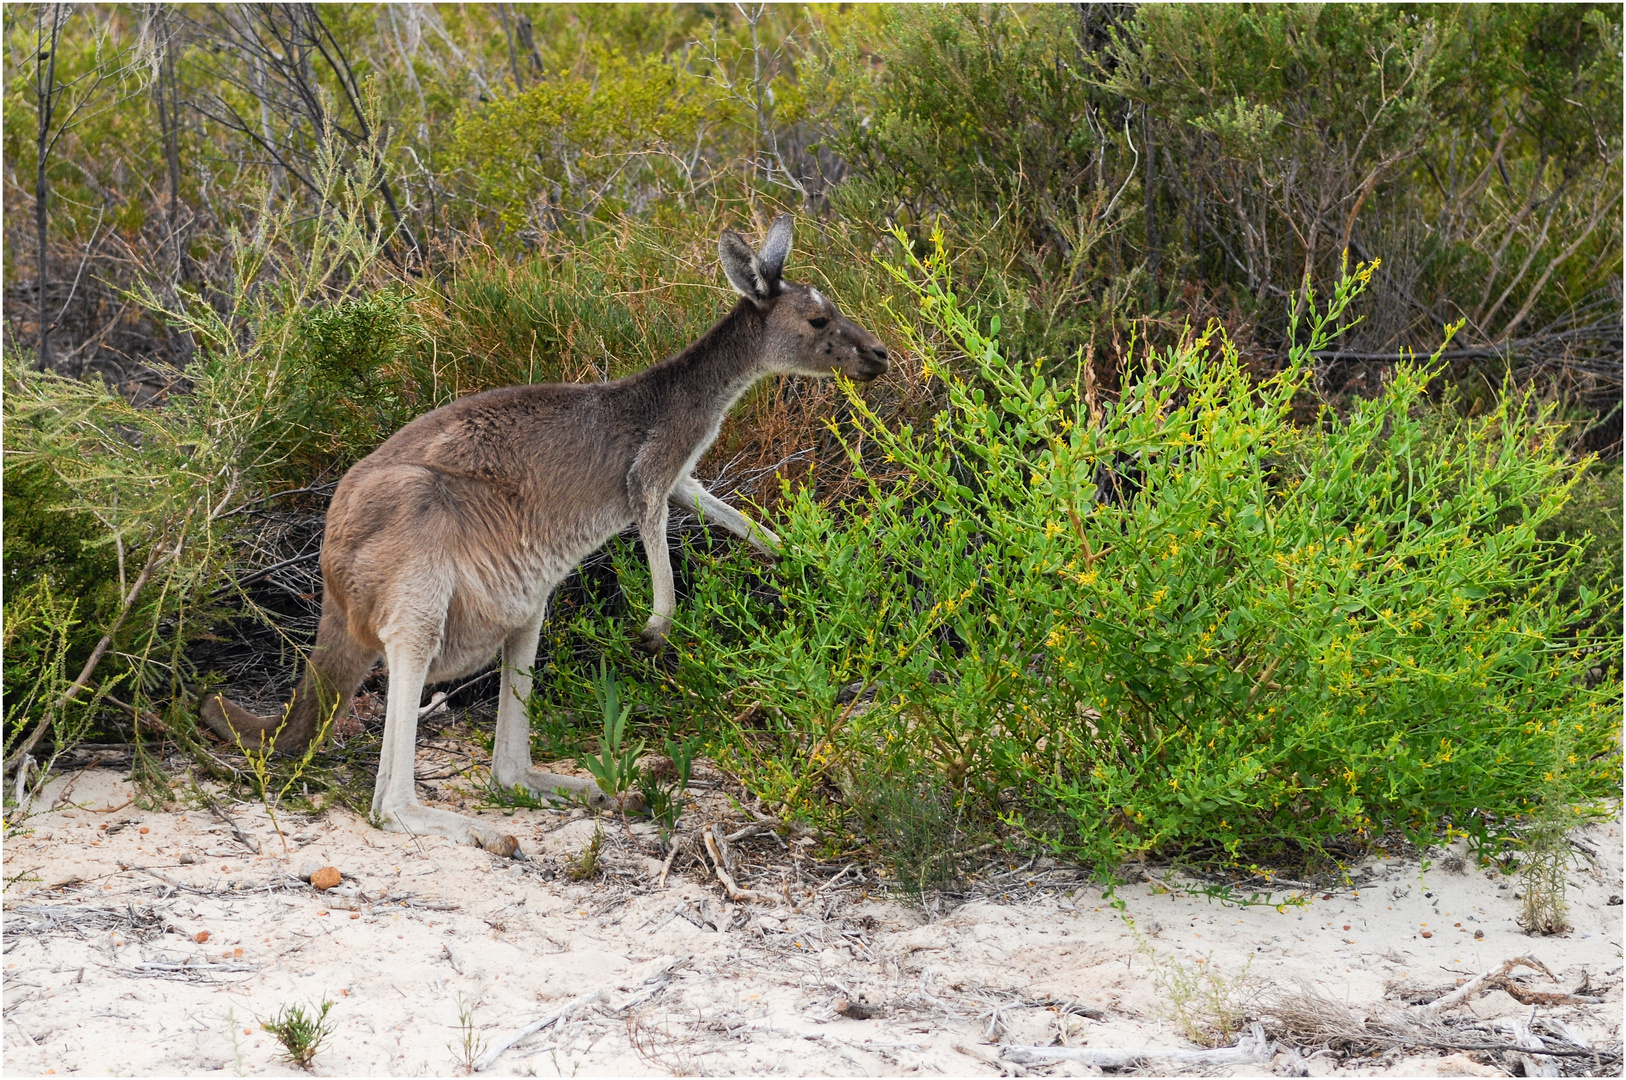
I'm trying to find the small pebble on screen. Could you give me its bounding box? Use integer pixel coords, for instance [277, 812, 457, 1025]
[310, 866, 342, 890]
[195, 931, 210, 943]
[178, 853, 195, 865]
[1421, 930, 1434, 938]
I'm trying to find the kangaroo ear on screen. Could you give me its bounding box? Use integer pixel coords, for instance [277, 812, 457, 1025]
[757, 214, 793, 283]
[719, 229, 769, 303]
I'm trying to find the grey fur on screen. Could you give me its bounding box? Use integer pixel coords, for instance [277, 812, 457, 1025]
[200, 215, 888, 857]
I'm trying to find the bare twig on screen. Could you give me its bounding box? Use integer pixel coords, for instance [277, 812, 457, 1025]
[1005, 1022, 1272, 1068]
[1416, 956, 1555, 1016]
[704, 825, 776, 903]
[656, 834, 686, 888]
[473, 989, 604, 1072]
[202, 794, 261, 855]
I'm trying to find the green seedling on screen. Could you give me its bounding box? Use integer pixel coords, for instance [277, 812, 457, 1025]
[567, 822, 604, 881]
[261, 998, 336, 1070]
[449, 993, 486, 1075]
[577, 659, 644, 811]
[232, 700, 336, 854]
[639, 736, 698, 843]
[1132, 925, 1252, 1047]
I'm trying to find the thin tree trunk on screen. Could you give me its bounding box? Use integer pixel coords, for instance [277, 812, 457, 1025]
[1143, 104, 1159, 307]
[498, 3, 522, 90]
[514, 13, 543, 79]
[33, 4, 64, 371]
[299, 4, 425, 267]
[158, 7, 185, 277]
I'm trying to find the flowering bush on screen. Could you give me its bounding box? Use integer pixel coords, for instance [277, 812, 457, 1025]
[565, 234, 1619, 869]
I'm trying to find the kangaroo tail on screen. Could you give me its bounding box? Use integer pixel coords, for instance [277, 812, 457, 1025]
[199, 606, 375, 757]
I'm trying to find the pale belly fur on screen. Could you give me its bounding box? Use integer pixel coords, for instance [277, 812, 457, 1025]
[421, 506, 634, 683]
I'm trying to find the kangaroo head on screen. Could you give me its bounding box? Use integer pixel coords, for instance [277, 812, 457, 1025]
[719, 215, 890, 383]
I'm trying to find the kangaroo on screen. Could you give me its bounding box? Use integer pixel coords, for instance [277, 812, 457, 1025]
[200, 215, 888, 856]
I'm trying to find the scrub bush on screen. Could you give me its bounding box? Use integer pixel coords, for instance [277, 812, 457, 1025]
[592, 235, 1619, 870]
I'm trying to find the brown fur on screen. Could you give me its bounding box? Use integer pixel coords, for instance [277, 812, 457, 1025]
[200, 216, 887, 854]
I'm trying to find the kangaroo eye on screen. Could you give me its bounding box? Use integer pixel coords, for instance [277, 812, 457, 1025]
[807, 317, 829, 329]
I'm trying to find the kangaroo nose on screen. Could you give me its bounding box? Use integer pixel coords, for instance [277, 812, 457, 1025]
[872, 346, 889, 361]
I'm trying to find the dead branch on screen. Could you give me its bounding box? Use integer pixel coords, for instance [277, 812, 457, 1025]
[1004, 1022, 1272, 1068]
[704, 824, 777, 903]
[473, 989, 604, 1072]
[202, 794, 261, 855]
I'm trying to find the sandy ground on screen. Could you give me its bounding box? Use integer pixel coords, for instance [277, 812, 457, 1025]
[3, 762, 1620, 1078]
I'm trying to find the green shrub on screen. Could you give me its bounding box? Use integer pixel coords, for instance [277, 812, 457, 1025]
[592, 233, 1619, 871]
[1539, 462, 1623, 636]
[1, 461, 120, 703]
[273, 291, 417, 478]
[2, 576, 103, 809]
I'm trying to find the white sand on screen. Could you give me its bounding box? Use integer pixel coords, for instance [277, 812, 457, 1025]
[3, 765, 1619, 1077]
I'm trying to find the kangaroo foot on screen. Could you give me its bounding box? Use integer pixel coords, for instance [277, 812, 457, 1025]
[378, 804, 521, 858]
[504, 769, 621, 811]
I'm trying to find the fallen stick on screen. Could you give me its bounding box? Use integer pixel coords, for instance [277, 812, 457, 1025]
[704, 825, 777, 903]
[204, 796, 261, 855]
[1415, 956, 1554, 1016]
[1004, 1022, 1271, 1068]
[816, 863, 858, 894]
[1507, 1008, 1562, 1078]
[656, 836, 685, 888]
[473, 989, 603, 1072]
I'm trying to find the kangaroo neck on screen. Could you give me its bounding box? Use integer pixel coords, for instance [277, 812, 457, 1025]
[643, 299, 770, 418]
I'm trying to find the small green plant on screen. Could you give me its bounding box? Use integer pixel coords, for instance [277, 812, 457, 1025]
[261, 998, 336, 1070]
[449, 993, 486, 1075]
[639, 736, 697, 843]
[848, 766, 968, 901]
[232, 703, 336, 854]
[577, 660, 644, 812]
[566, 822, 604, 882]
[226, 1006, 248, 1078]
[1519, 725, 1579, 935]
[1519, 822, 1573, 936]
[1134, 928, 1253, 1047]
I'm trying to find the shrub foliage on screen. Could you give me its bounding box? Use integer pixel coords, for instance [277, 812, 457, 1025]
[589, 239, 1619, 867]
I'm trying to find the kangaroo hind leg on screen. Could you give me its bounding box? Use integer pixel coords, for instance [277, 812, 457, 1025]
[372, 637, 520, 857]
[491, 606, 615, 810]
